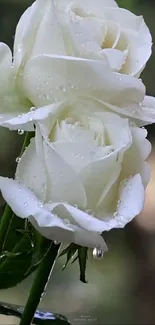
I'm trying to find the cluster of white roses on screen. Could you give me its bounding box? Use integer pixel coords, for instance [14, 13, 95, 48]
[0, 0, 154, 253]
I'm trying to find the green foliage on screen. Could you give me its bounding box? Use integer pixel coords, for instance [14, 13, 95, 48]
[60, 244, 88, 283]
[117, 0, 136, 11]
[0, 209, 52, 289]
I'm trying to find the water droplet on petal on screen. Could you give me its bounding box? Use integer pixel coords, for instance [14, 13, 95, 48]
[85, 209, 93, 216]
[60, 85, 67, 92]
[38, 202, 44, 208]
[18, 129, 24, 135]
[30, 106, 36, 112]
[54, 240, 60, 245]
[16, 157, 21, 163]
[93, 247, 104, 260]
[24, 202, 28, 207]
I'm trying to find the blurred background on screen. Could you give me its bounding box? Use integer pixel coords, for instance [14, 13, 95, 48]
[0, 0, 155, 324]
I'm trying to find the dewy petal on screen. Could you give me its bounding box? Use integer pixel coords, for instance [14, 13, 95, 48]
[0, 101, 65, 131]
[0, 176, 73, 234]
[15, 138, 47, 202]
[44, 201, 107, 232]
[63, 17, 108, 60]
[43, 140, 87, 208]
[101, 48, 126, 71]
[30, 1, 67, 58]
[0, 43, 30, 125]
[79, 151, 122, 210]
[53, 141, 114, 173]
[121, 127, 151, 188]
[0, 43, 12, 92]
[30, 215, 107, 249]
[22, 55, 145, 111]
[94, 97, 155, 126]
[120, 30, 152, 76]
[13, 0, 52, 70]
[97, 174, 145, 230]
[43, 174, 144, 233]
[66, 0, 118, 17]
[72, 226, 107, 250]
[114, 174, 144, 225]
[94, 112, 132, 149]
[0, 176, 49, 220]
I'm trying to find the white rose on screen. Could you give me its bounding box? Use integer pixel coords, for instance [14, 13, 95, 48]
[0, 101, 151, 249]
[0, 1, 154, 131]
[14, 0, 152, 76]
[0, 42, 155, 132]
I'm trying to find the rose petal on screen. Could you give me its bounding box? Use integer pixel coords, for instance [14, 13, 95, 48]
[22, 55, 145, 112]
[0, 101, 65, 131]
[15, 138, 47, 201]
[79, 151, 122, 210]
[121, 127, 151, 188]
[43, 140, 87, 208]
[30, 215, 107, 249]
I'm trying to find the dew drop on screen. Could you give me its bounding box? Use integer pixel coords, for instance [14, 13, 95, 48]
[60, 85, 67, 92]
[24, 202, 28, 207]
[85, 209, 93, 216]
[16, 157, 21, 163]
[93, 247, 104, 260]
[38, 202, 44, 208]
[54, 240, 60, 245]
[18, 129, 24, 135]
[30, 106, 36, 112]
[114, 211, 118, 217]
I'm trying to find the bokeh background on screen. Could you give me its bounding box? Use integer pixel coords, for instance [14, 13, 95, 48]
[0, 0, 155, 324]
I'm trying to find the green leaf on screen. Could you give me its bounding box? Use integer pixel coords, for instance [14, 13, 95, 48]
[59, 244, 89, 282]
[60, 244, 79, 270]
[0, 301, 70, 325]
[59, 243, 76, 257]
[0, 217, 52, 289]
[25, 234, 52, 277]
[0, 234, 33, 289]
[78, 247, 88, 283]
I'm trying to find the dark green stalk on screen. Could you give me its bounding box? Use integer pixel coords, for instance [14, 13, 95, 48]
[19, 242, 61, 325]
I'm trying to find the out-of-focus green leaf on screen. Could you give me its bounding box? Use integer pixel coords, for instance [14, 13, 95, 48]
[0, 216, 52, 288]
[0, 234, 33, 289]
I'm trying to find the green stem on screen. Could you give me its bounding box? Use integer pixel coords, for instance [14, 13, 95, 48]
[0, 131, 34, 252]
[19, 242, 61, 325]
[0, 205, 12, 252]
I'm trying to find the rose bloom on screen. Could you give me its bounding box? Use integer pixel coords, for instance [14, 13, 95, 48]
[14, 0, 152, 76]
[0, 100, 151, 249]
[0, 0, 154, 130]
